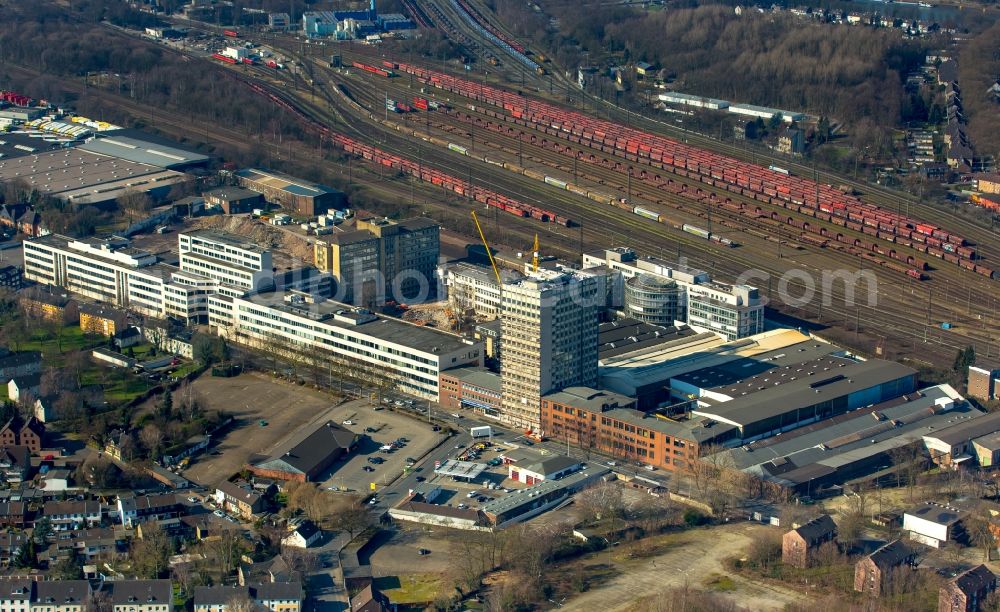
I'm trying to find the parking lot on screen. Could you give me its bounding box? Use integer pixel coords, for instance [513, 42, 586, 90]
[315, 398, 444, 497]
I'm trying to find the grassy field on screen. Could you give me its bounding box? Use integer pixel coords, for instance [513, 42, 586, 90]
[80, 368, 149, 404]
[20, 325, 103, 361]
[375, 574, 443, 606]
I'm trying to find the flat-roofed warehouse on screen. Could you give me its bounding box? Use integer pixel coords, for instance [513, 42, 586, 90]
[234, 168, 345, 216]
[716, 384, 970, 494]
[685, 344, 917, 440]
[0, 148, 188, 209]
[78, 135, 209, 169]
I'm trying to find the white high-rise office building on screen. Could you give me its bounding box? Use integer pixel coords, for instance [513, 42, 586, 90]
[499, 269, 604, 431]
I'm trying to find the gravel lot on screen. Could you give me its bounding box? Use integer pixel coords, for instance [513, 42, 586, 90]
[181, 371, 341, 487]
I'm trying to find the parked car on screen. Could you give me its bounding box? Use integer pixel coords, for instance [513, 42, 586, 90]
[417, 548, 431, 556]
[213, 510, 225, 518]
[362, 466, 375, 472]
[343, 420, 354, 426]
[186, 496, 199, 504]
[414, 476, 425, 482]
[368, 457, 384, 464]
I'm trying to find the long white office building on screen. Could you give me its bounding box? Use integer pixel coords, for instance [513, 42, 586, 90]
[179, 229, 273, 292]
[583, 247, 764, 340]
[208, 290, 484, 399]
[23, 234, 217, 322]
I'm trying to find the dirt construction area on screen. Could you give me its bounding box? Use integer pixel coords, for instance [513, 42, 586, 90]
[182, 371, 341, 487]
[561, 523, 812, 612]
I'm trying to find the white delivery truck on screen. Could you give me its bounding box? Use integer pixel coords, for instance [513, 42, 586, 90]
[470, 426, 492, 439]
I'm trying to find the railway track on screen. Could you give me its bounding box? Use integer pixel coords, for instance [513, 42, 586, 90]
[339, 66, 1000, 310]
[100, 24, 998, 364]
[411, 106, 1000, 345]
[290, 63, 999, 359]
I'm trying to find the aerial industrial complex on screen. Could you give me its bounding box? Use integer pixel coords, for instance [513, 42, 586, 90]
[4, 1, 1000, 609]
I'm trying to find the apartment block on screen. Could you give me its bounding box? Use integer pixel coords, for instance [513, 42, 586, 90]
[500, 269, 604, 430]
[179, 230, 273, 292]
[314, 216, 439, 305]
[22, 235, 216, 323]
[210, 290, 483, 400]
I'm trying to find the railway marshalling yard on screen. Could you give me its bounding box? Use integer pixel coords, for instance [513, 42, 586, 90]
[97, 22, 1000, 368]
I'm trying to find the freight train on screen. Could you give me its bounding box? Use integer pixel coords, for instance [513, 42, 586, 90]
[386, 61, 989, 276]
[352, 61, 395, 78]
[427, 107, 988, 279]
[240, 80, 569, 227]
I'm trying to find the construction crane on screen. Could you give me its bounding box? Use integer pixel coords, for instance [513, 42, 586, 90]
[532, 234, 539, 273]
[471, 211, 503, 286]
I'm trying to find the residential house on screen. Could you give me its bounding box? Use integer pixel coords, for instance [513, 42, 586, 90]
[215, 481, 266, 520]
[6, 376, 40, 406]
[903, 501, 967, 548]
[281, 520, 321, 549]
[0, 203, 28, 231]
[0, 349, 42, 383]
[117, 493, 181, 528]
[41, 468, 72, 492]
[0, 417, 45, 453]
[0, 532, 29, 566]
[17, 209, 44, 238]
[193, 582, 303, 612]
[78, 303, 128, 337]
[254, 582, 303, 612]
[0, 446, 31, 483]
[113, 326, 143, 349]
[0, 265, 23, 290]
[179, 515, 217, 542]
[32, 579, 92, 611]
[41, 499, 103, 531]
[105, 579, 174, 612]
[103, 429, 135, 462]
[635, 61, 656, 78]
[351, 583, 393, 612]
[939, 564, 996, 612]
[0, 578, 34, 612]
[507, 455, 580, 485]
[0, 501, 28, 528]
[782, 515, 837, 568]
[49, 527, 123, 563]
[18, 287, 77, 325]
[239, 555, 292, 586]
[854, 539, 915, 596]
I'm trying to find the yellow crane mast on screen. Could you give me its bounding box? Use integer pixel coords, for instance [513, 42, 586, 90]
[471, 211, 503, 286]
[532, 234, 539, 272]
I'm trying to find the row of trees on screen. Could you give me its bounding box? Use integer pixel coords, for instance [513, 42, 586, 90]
[489, 1, 932, 130]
